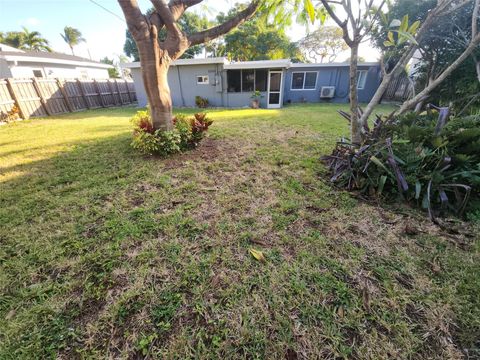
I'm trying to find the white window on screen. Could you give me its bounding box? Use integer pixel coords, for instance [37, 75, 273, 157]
[32, 69, 44, 78]
[291, 71, 317, 90]
[357, 70, 368, 89]
[197, 75, 209, 85]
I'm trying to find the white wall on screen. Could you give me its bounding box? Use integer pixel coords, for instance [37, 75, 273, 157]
[6, 61, 109, 79]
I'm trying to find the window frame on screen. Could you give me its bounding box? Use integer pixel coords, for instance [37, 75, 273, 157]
[196, 75, 209, 85]
[357, 70, 368, 90]
[226, 69, 268, 93]
[290, 71, 318, 91]
[32, 68, 45, 78]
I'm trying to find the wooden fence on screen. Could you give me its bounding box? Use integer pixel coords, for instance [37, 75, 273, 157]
[0, 78, 137, 119]
[382, 74, 414, 102]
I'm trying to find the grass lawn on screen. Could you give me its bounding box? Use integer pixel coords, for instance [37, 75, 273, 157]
[0, 104, 479, 359]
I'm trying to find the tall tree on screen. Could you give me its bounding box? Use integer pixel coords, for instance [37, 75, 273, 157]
[359, 0, 480, 125]
[123, 10, 211, 61]
[317, 0, 387, 144]
[218, 6, 303, 61]
[0, 29, 51, 52]
[299, 26, 347, 62]
[60, 26, 85, 55]
[118, 0, 260, 131]
[100, 57, 121, 78]
[0, 31, 25, 49]
[124, 30, 139, 61]
[20, 27, 52, 52]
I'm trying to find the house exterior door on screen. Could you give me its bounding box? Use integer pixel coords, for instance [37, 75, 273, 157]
[267, 71, 283, 109]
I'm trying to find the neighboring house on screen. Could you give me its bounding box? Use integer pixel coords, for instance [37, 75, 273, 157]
[0, 44, 112, 79]
[123, 57, 381, 109]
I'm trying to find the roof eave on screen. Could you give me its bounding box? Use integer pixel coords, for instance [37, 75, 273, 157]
[0, 54, 113, 69]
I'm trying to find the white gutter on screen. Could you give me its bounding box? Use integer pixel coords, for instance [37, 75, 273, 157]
[290, 62, 380, 68]
[122, 57, 228, 69]
[0, 54, 113, 69]
[223, 59, 292, 70]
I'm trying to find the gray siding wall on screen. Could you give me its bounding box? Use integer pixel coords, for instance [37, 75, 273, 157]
[0, 59, 12, 78]
[284, 65, 381, 104]
[130, 64, 380, 108]
[220, 68, 286, 108]
[130, 68, 148, 107]
[131, 64, 225, 108]
[170, 64, 224, 107]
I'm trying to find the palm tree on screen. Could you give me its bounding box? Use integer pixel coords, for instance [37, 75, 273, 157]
[20, 27, 52, 52]
[0, 31, 25, 49]
[60, 26, 85, 55]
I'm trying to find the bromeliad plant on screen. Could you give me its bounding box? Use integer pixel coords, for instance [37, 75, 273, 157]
[323, 108, 480, 220]
[130, 110, 212, 156]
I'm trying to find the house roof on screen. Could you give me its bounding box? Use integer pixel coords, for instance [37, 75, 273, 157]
[223, 59, 292, 69]
[290, 62, 379, 68]
[122, 57, 228, 68]
[0, 49, 113, 69]
[122, 57, 380, 70]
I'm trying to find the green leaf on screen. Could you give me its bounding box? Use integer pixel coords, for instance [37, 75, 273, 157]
[388, 31, 394, 43]
[370, 156, 390, 173]
[378, 175, 387, 194]
[415, 181, 422, 200]
[394, 30, 418, 45]
[304, 0, 315, 23]
[249, 248, 266, 263]
[400, 14, 409, 32]
[383, 40, 395, 47]
[409, 20, 420, 34]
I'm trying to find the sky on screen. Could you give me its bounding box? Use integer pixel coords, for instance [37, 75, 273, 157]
[0, 0, 380, 62]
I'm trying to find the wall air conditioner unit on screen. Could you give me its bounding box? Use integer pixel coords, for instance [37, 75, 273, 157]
[320, 86, 335, 99]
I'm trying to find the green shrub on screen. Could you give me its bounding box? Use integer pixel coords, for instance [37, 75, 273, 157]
[195, 96, 209, 108]
[130, 110, 212, 156]
[323, 111, 480, 220]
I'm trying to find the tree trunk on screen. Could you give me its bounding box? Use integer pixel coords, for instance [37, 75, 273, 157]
[136, 34, 174, 131]
[349, 43, 361, 145]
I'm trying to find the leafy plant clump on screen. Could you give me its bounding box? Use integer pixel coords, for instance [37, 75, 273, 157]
[323, 110, 480, 220]
[130, 110, 212, 156]
[195, 96, 209, 108]
[0, 105, 20, 123]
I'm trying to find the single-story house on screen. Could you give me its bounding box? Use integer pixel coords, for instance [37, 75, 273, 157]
[0, 43, 113, 79]
[123, 57, 381, 109]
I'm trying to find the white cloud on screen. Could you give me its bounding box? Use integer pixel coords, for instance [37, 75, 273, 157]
[20, 17, 41, 27]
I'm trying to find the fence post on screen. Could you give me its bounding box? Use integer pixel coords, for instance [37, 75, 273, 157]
[93, 79, 106, 108]
[77, 79, 91, 109]
[56, 78, 74, 113]
[32, 77, 52, 116]
[114, 79, 123, 104]
[124, 79, 133, 104]
[5, 78, 27, 119]
[107, 79, 118, 106]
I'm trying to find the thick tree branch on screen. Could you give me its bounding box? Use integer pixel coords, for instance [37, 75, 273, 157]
[118, 0, 149, 39]
[320, 0, 352, 45]
[151, 0, 178, 32]
[188, 1, 259, 46]
[169, 0, 203, 19]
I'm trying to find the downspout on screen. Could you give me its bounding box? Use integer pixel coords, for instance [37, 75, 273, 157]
[176, 65, 186, 107]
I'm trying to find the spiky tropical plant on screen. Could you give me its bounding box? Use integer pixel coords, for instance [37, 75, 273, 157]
[60, 26, 85, 55]
[20, 27, 52, 52]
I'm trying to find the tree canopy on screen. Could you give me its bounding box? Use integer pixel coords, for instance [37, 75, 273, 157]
[216, 6, 303, 61]
[0, 27, 51, 52]
[60, 26, 85, 55]
[299, 26, 347, 62]
[123, 10, 211, 61]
